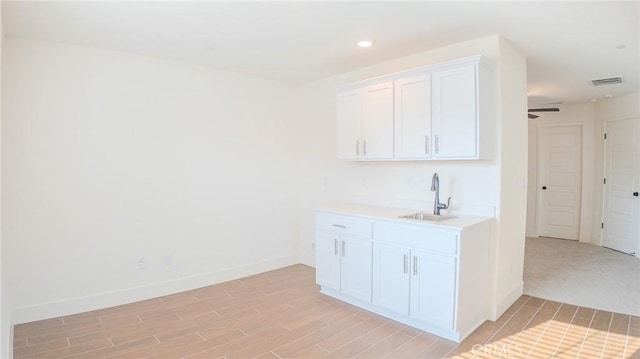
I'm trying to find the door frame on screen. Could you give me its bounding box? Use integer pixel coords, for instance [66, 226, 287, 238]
[535, 123, 585, 240]
[599, 117, 640, 257]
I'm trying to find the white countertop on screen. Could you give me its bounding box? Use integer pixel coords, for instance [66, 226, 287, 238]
[316, 203, 493, 230]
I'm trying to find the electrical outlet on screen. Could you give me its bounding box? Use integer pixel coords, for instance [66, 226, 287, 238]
[136, 258, 146, 270]
[164, 254, 173, 266]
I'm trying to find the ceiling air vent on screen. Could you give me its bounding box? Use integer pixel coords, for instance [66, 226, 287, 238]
[591, 76, 623, 86]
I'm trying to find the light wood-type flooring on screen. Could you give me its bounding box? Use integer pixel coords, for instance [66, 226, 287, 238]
[13, 264, 640, 358]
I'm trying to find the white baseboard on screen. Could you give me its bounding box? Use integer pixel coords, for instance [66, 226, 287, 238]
[491, 280, 524, 320]
[4, 324, 13, 359]
[299, 254, 315, 267]
[12, 254, 299, 325]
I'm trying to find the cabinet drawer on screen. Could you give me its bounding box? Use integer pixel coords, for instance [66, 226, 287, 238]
[373, 221, 457, 256]
[316, 212, 372, 238]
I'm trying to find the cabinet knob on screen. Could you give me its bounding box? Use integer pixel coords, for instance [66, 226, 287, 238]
[542, 186, 547, 190]
[634, 192, 639, 197]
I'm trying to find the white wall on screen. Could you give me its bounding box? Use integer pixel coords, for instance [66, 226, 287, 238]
[592, 92, 640, 244]
[526, 103, 596, 243]
[297, 35, 528, 319]
[493, 38, 529, 316]
[2, 38, 300, 323]
[0, 4, 9, 358]
[3, 34, 530, 328]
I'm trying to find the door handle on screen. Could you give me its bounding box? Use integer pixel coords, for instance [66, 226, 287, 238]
[634, 192, 639, 197]
[542, 186, 547, 190]
[334, 239, 338, 255]
[403, 255, 408, 274]
[341, 240, 345, 257]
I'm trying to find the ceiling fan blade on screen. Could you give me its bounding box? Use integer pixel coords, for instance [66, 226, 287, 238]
[528, 113, 539, 119]
[528, 108, 560, 112]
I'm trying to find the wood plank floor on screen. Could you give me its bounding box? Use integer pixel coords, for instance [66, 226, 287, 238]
[13, 264, 640, 358]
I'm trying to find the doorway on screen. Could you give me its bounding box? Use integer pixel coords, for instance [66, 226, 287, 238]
[537, 125, 582, 240]
[602, 118, 640, 256]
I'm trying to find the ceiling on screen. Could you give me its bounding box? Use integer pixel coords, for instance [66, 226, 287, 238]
[2, 1, 639, 106]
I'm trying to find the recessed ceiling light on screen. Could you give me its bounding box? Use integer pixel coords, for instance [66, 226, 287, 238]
[358, 40, 374, 48]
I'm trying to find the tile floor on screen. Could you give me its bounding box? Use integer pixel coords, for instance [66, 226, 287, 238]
[13, 264, 640, 358]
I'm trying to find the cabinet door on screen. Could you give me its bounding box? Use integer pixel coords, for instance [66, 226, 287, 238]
[361, 81, 394, 160]
[394, 74, 432, 159]
[315, 232, 341, 292]
[336, 89, 362, 160]
[340, 236, 373, 302]
[372, 243, 410, 315]
[410, 250, 456, 330]
[432, 64, 478, 158]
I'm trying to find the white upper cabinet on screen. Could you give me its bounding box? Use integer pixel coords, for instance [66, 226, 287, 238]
[394, 73, 432, 159]
[336, 82, 394, 160]
[336, 89, 362, 160]
[361, 81, 394, 160]
[431, 64, 478, 159]
[337, 55, 492, 161]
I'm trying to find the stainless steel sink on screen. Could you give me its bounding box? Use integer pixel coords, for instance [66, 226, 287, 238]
[399, 212, 455, 222]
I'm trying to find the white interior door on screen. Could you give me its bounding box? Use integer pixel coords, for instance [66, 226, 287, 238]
[602, 118, 640, 256]
[538, 125, 582, 240]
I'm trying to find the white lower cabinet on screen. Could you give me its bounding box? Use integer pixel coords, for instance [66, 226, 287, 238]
[340, 236, 372, 301]
[372, 243, 410, 315]
[316, 209, 491, 343]
[315, 231, 342, 291]
[315, 214, 373, 303]
[373, 245, 456, 330]
[409, 250, 456, 329]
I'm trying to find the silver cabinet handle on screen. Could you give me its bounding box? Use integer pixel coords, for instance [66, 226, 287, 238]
[413, 256, 418, 276]
[356, 140, 360, 156]
[341, 240, 346, 257]
[332, 224, 347, 229]
[435, 135, 440, 154]
[425, 136, 430, 154]
[363, 140, 367, 156]
[334, 239, 338, 255]
[403, 254, 408, 274]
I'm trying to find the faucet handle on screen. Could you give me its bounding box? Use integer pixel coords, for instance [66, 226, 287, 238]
[436, 197, 451, 211]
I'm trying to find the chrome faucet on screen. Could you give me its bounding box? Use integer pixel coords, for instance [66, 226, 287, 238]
[431, 173, 451, 215]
